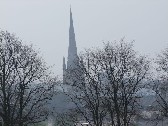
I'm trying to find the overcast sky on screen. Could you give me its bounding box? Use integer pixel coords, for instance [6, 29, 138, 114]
[0, 0, 168, 76]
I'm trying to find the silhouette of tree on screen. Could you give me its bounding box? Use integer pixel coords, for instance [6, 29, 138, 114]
[100, 41, 150, 126]
[64, 40, 150, 126]
[0, 30, 55, 126]
[154, 47, 168, 118]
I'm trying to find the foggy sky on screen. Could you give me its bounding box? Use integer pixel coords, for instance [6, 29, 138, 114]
[0, 0, 168, 76]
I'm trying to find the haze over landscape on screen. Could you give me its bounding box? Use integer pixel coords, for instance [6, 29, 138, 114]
[1, 1, 168, 126]
[1, 0, 168, 75]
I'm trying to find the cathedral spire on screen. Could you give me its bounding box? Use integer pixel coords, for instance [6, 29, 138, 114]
[67, 7, 77, 69]
[69, 7, 76, 49]
[62, 7, 83, 85]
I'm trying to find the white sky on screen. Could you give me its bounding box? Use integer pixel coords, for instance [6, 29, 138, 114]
[0, 0, 168, 76]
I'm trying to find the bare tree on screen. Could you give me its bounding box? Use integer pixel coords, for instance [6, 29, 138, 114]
[64, 49, 108, 126]
[100, 41, 150, 126]
[0, 30, 55, 126]
[154, 47, 168, 118]
[64, 40, 150, 126]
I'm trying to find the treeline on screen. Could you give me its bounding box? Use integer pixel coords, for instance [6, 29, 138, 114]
[1, 30, 168, 126]
[61, 39, 168, 126]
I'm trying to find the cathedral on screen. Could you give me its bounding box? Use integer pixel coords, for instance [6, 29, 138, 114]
[63, 8, 80, 85]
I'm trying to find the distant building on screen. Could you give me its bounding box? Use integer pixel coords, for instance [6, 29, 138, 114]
[63, 8, 83, 86]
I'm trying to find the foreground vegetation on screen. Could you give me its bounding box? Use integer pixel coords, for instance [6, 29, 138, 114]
[1, 30, 168, 126]
[0, 31, 56, 126]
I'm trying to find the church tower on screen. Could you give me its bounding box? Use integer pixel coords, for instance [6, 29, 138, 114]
[63, 7, 79, 84]
[67, 7, 78, 69]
